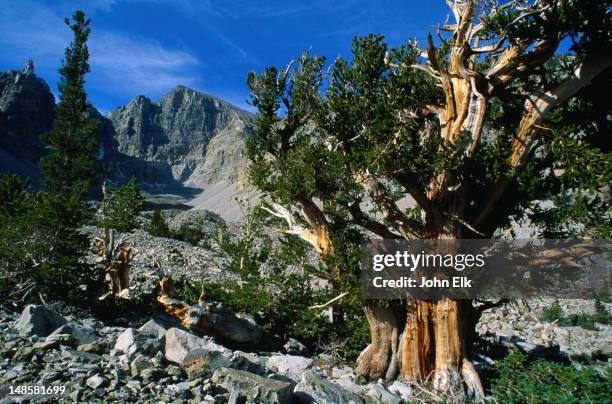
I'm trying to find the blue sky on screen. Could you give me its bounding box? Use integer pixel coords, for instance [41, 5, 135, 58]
[0, 0, 449, 113]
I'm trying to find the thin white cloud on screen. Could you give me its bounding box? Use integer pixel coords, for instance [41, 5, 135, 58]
[0, 0, 202, 97]
[89, 31, 201, 94]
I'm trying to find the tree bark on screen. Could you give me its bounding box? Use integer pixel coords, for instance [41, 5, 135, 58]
[357, 298, 483, 400]
[355, 300, 400, 381]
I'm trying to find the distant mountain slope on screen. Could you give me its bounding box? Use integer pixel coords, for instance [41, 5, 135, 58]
[0, 61, 55, 180]
[0, 62, 258, 221]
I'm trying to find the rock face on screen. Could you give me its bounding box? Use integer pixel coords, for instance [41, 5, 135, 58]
[164, 327, 230, 364]
[106, 87, 252, 187]
[211, 367, 294, 404]
[15, 305, 67, 337]
[103, 86, 256, 219]
[295, 370, 364, 404]
[0, 60, 55, 179]
[0, 62, 256, 220]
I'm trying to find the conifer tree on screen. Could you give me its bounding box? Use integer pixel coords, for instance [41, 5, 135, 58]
[247, 0, 611, 399]
[40, 10, 97, 198]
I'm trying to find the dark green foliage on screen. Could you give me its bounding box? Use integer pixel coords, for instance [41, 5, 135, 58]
[0, 174, 93, 302]
[541, 300, 611, 331]
[0, 11, 100, 304]
[148, 209, 170, 238]
[172, 207, 369, 359]
[541, 300, 565, 322]
[40, 10, 98, 198]
[491, 352, 611, 403]
[173, 222, 207, 245]
[99, 177, 145, 232]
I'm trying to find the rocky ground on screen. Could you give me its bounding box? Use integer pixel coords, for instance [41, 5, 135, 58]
[1, 298, 609, 403]
[0, 210, 610, 403]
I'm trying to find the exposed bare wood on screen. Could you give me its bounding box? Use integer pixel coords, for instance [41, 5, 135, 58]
[96, 228, 133, 300]
[355, 301, 399, 381]
[510, 49, 612, 167]
[308, 292, 349, 309]
[157, 277, 261, 346]
[474, 48, 612, 227]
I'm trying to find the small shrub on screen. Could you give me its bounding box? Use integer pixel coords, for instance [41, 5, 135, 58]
[171, 207, 369, 359]
[541, 300, 564, 322]
[99, 177, 145, 232]
[0, 174, 94, 303]
[491, 352, 611, 403]
[174, 222, 206, 245]
[148, 209, 170, 237]
[541, 299, 611, 330]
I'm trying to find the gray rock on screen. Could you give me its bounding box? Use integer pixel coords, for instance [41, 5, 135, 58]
[47, 324, 98, 346]
[294, 370, 364, 404]
[45, 333, 78, 348]
[362, 383, 401, 404]
[230, 351, 266, 374]
[0, 61, 55, 178]
[387, 380, 412, 401]
[32, 340, 60, 351]
[182, 302, 261, 347]
[78, 340, 107, 354]
[139, 319, 167, 340]
[331, 365, 355, 380]
[141, 368, 164, 384]
[265, 354, 313, 382]
[60, 346, 102, 363]
[130, 354, 153, 377]
[113, 327, 162, 356]
[0, 61, 255, 221]
[164, 327, 230, 364]
[284, 338, 307, 355]
[86, 374, 107, 389]
[113, 328, 139, 354]
[211, 367, 293, 404]
[181, 349, 233, 379]
[15, 305, 67, 337]
[105, 86, 255, 220]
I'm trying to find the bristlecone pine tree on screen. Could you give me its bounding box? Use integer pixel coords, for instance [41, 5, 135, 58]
[40, 10, 97, 198]
[246, 0, 611, 399]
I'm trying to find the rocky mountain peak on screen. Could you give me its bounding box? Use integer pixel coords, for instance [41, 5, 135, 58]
[23, 59, 34, 75]
[0, 60, 55, 179]
[102, 85, 255, 217]
[0, 62, 256, 220]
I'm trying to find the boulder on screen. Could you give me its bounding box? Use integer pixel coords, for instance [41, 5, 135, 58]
[230, 351, 266, 375]
[294, 370, 364, 404]
[182, 349, 233, 379]
[387, 380, 413, 401]
[78, 340, 107, 354]
[86, 374, 107, 389]
[362, 383, 401, 404]
[284, 338, 307, 355]
[60, 346, 102, 363]
[183, 303, 261, 347]
[45, 332, 78, 348]
[139, 320, 167, 340]
[15, 305, 67, 337]
[164, 327, 230, 364]
[47, 324, 98, 346]
[265, 354, 313, 382]
[113, 328, 139, 355]
[130, 354, 154, 377]
[212, 367, 293, 404]
[113, 328, 162, 356]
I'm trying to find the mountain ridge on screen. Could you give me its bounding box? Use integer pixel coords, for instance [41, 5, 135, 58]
[0, 61, 257, 221]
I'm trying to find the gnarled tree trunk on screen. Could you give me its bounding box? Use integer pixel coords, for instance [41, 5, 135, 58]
[357, 298, 483, 400]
